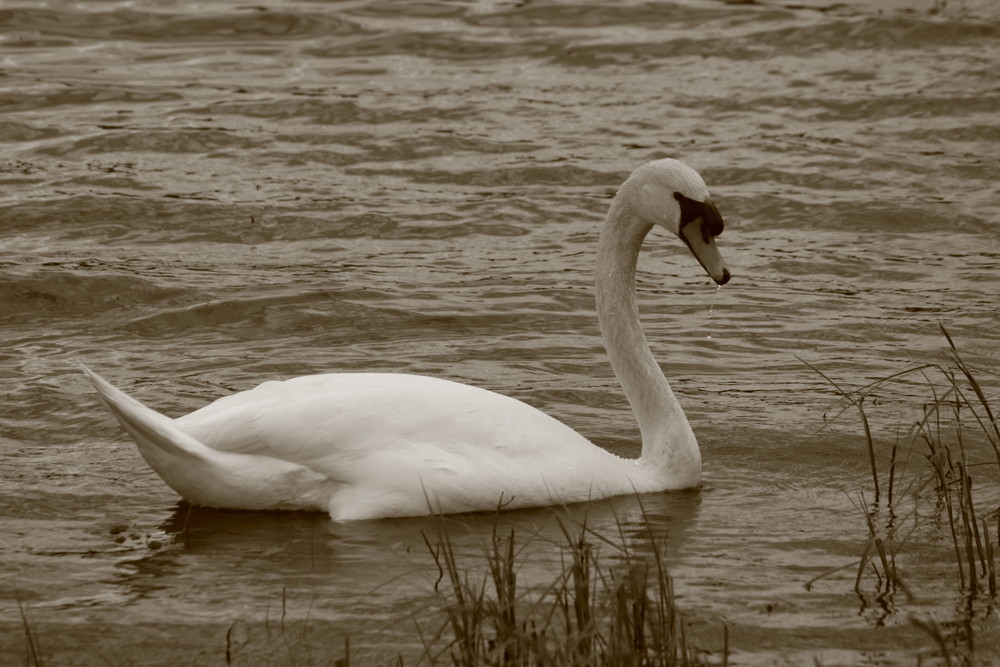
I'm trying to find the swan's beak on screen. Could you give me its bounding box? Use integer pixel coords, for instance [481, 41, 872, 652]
[678, 201, 731, 285]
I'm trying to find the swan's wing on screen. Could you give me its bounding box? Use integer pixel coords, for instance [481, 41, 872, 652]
[176, 373, 598, 471]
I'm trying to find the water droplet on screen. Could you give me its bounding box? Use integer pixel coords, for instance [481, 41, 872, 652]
[706, 285, 722, 340]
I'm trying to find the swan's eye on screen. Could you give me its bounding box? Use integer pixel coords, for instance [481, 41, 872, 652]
[702, 202, 725, 237]
[674, 193, 724, 237]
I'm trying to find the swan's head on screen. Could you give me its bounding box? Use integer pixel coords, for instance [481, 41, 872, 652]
[621, 158, 731, 285]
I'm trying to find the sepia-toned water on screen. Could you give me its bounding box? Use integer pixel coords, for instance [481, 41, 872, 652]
[2, 0, 999, 664]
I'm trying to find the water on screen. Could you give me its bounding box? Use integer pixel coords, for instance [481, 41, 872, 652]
[2, 0, 999, 664]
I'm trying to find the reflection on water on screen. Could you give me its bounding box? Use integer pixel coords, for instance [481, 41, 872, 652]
[86, 495, 707, 660]
[1, 0, 999, 664]
[122, 492, 704, 609]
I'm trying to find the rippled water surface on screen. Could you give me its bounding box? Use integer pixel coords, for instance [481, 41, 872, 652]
[2, 0, 999, 665]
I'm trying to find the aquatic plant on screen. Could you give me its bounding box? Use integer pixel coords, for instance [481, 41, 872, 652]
[416, 509, 720, 667]
[806, 325, 999, 661]
[204, 511, 720, 666]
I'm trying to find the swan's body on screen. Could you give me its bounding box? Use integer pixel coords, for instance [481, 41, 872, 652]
[84, 159, 730, 520]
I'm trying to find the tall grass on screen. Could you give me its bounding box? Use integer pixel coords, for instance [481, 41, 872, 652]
[807, 325, 999, 658]
[416, 510, 719, 667]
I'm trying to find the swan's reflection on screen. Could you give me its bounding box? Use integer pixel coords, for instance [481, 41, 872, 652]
[107, 490, 702, 607]
[157, 489, 702, 554]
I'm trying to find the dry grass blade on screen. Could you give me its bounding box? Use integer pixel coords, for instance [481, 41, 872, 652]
[17, 594, 45, 667]
[941, 323, 1000, 463]
[798, 355, 881, 505]
[911, 616, 955, 667]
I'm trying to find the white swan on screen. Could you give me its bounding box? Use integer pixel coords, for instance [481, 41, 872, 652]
[83, 158, 731, 521]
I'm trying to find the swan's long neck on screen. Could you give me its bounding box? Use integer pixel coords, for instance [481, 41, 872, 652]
[595, 196, 701, 486]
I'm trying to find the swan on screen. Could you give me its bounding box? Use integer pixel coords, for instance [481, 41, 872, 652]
[83, 158, 731, 521]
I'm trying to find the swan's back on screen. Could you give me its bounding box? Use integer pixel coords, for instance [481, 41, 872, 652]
[179, 373, 582, 461]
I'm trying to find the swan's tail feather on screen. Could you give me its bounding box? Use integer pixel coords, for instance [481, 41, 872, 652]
[82, 363, 333, 512]
[81, 363, 208, 462]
